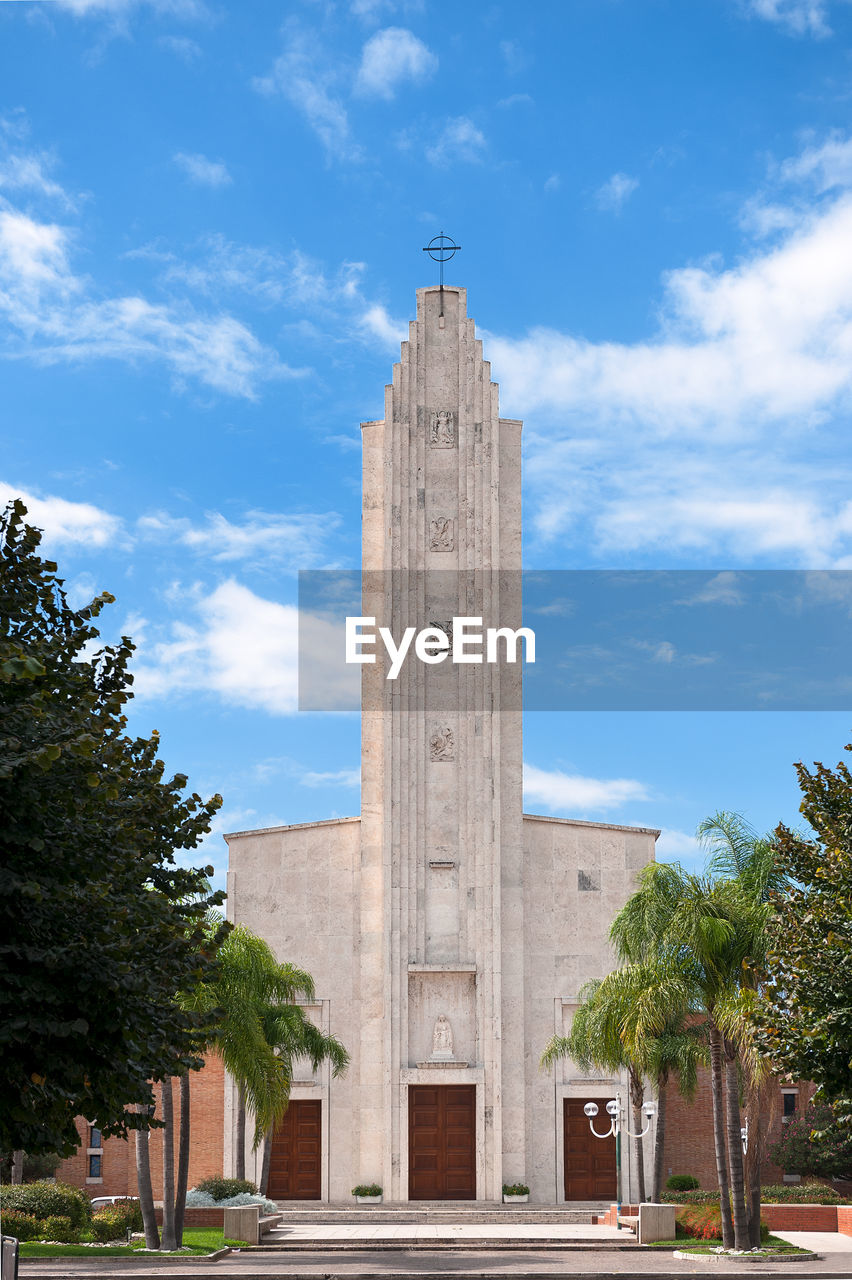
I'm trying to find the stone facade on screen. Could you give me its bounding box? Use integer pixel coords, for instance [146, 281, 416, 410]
[225, 286, 660, 1202]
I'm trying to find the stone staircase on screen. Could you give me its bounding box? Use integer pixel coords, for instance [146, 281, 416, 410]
[250, 1202, 636, 1251]
[268, 1200, 605, 1225]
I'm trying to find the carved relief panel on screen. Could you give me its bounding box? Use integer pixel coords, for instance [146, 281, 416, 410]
[430, 409, 456, 448]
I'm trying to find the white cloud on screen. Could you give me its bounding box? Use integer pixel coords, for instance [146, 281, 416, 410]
[523, 763, 650, 813]
[780, 132, 852, 191]
[132, 579, 300, 714]
[426, 116, 486, 166]
[0, 482, 124, 549]
[159, 34, 202, 60]
[655, 827, 702, 863]
[173, 151, 232, 188]
[0, 151, 76, 209]
[595, 172, 639, 212]
[254, 32, 356, 162]
[361, 302, 407, 349]
[48, 0, 207, 16]
[355, 27, 437, 99]
[300, 767, 360, 787]
[0, 208, 294, 397]
[743, 0, 831, 36]
[488, 154, 852, 564]
[499, 39, 530, 75]
[137, 508, 340, 567]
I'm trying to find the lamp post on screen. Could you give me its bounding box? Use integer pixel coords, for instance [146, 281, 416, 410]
[584, 1096, 656, 1216]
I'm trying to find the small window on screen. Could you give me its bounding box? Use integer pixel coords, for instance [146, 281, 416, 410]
[782, 1092, 797, 1121]
[88, 1154, 102, 1178]
[578, 869, 600, 892]
[89, 1126, 102, 1149]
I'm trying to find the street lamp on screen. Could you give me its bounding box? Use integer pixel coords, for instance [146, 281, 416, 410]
[584, 1096, 656, 1216]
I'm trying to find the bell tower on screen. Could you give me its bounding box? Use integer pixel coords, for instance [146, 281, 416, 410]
[359, 284, 526, 1199]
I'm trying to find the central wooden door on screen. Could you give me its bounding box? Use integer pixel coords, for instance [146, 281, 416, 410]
[267, 1099, 321, 1200]
[563, 1098, 616, 1201]
[409, 1085, 476, 1200]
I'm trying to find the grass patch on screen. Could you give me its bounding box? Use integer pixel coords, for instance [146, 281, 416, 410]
[647, 1233, 811, 1255]
[18, 1226, 245, 1258]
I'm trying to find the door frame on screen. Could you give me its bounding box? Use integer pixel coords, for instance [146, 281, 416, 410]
[554, 1082, 622, 1204]
[399, 1068, 484, 1202]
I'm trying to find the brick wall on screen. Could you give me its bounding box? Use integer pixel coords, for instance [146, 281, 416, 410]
[662, 1070, 817, 1189]
[53, 1055, 225, 1200]
[837, 1206, 852, 1236]
[760, 1205, 838, 1232]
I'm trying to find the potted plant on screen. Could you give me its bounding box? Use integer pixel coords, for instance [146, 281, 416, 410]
[502, 1182, 530, 1203]
[352, 1183, 383, 1205]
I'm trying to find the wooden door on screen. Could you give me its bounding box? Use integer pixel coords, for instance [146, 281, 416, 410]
[409, 1085, 476, 1200]
[267, 1099, 322, 1200]
[563, 1098, 616, 1201]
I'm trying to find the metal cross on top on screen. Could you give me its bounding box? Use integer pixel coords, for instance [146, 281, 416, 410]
[422, 231, 461, 316]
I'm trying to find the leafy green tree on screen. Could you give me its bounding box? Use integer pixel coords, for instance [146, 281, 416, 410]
[610, 861, 771, 1250]
[541, 967, 703, 1204]
[769, 1103, 852, 1181]
[0, 500, 225, 1158]
[752, 747, 852, 1126]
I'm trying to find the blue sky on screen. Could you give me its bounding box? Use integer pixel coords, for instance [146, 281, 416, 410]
[3, 0, 852, 890]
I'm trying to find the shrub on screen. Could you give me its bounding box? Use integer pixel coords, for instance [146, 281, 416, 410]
[760, 1182, 846, 1204]
[194, 1176, 256, 1201]
[666, 1174, 700, 1192]
[185, 1189, 277, 1211]
[91, 1207, 133, 1243]
[0, 1179, 92, 1228]
[40, 1215, 79, 1243]
[0, 1210, 41, 1241]
[769, 1104, 852, 1182]
[661, 1189, 722, 1205]
[677, 1205, 723, 1241]
[502, 1183, 530, 1196]
[92, 1200, 142, 1236]
[351, 1183, 382, 1197]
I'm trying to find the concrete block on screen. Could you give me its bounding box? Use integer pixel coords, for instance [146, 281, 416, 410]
[638, 1202, 677, 1245]
[223, 1204, 260, 1246]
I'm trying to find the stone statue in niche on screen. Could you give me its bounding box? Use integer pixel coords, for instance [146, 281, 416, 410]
[430, 409, 455, 448]
[430, 517, 454, 552]
[429, 619, 453, 647]
[432, 1014, 454, 1059]
[429, 724, 454, 761]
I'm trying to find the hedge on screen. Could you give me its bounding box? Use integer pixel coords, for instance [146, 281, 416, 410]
[194, 1176, 256, 1201]
[0, 1180, 92, 1227]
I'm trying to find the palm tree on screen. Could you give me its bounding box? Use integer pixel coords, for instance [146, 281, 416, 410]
[588, 962, 705, 1201]
[542, 978, 650, 1202]
[541, 966, 704, 1204]
[610, 853, 775, 1251]
[256, 1004, 350, 1197]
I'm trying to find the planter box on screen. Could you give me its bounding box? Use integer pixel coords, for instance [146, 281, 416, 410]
[503, 1194, 529, 1203]
[355, 1195, 383, 1204]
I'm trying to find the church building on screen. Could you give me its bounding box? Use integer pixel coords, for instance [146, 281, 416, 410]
[224, 283, 660, 1204]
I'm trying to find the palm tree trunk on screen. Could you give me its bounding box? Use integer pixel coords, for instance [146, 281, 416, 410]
[10, 1150, 24, 1185]
[744, 1076, 772, 1248]
[652, 1075, 667, 1202]
[259, 1123, 274, 1198]
[160, 1080, 177, 1252]
[134, 1105, 160, 1250]
[174, 1073, 191, 1247]
[629, 1068, 647, 1203]
[709, 1023, 734, 1248]
[724, 1048, 750, 1250]
[235, 1086, 246, 1181]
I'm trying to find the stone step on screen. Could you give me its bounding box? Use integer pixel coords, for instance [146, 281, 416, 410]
[268, 1205, 602, 1225]
[253, 1236, 636, 1252]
